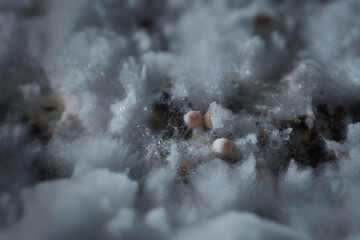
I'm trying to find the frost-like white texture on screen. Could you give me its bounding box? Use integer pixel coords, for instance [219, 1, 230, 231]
[47, 134, 130, 174]
[304, 0, 360, 104]
[1, 0, 360, 239]
[175, 211, 310, 240]
[145, 207, 171, 236]
[208, 102, 235, 133]
[192, 159, 250, 212]
[3, 169, 138, 240]
[106, 208, 137, 239]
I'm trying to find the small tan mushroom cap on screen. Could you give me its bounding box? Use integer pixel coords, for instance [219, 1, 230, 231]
[204, 111, 212, 129]
[183, 111, 202, 127]
[212, 138, 233, 156]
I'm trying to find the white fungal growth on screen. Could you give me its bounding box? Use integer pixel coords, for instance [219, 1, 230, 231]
[208, 102, 234, 133]
[1, 1, 360, 240]
[191, 126, 204, 138]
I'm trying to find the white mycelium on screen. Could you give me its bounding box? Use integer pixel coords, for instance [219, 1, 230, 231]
[1, 1, 360, 240]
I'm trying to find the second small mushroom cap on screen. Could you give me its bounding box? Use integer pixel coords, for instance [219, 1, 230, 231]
[212, 138, 233, 156]
[204, 111, 213, 129]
